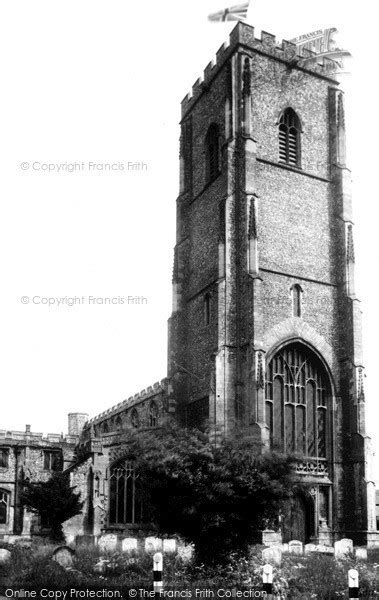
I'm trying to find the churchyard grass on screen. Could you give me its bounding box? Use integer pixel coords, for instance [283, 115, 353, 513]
[0, 541, 378, 598]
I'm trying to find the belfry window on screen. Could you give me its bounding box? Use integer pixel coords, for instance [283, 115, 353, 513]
[279, 108, 301, 167]
[148, 401, 158, 428]
[265, 343, 329, 458]
[205, 123, 220, 182]
[0, 490, 9, 524]
[109, 460, 144, 525]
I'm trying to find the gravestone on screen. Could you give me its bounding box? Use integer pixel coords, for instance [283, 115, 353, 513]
[317, 545, 334, 554]
[334, 538, 353, 558]
[277, 543, 289, 553]
[52, 546, 75, 569]
[262, 546, 282, 566]
[122, 538, 138, 553]
[288, 540, 303, 555]
[65, 534, 76, 546]
[145, 537, 162, 553]
[355, 547, 367, 560]
[163, 539, 177, 553]
[177, 544, 194, 562]
[0, 549, 11, 565]
[304, 543, 318, 554]
[98, 533, 118, 552]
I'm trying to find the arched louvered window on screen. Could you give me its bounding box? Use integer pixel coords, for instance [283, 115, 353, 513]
[205, 123, 220, 181]
[279, 108, 301, 167]
[148, 401, 158, 428]
[131, 408, 140, 429]
[109, 460, 144, 525]
[0, 490, 9, 524]
[265, 343, 329, 458]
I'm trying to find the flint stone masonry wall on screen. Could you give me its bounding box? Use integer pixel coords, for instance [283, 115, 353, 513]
[0, 425, 78, 536]
[181, 22, 337, 117]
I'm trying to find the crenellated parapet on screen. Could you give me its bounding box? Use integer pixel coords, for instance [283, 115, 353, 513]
[82, 378, 170, 437]
[0, 428, 78, 446]
[181, 21, 339, 118]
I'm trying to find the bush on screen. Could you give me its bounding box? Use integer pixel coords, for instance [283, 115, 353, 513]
[122, 425, 296, 564]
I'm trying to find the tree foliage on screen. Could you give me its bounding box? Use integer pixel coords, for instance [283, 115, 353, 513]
[122, 425, 297, 562]
[20, 472, 84, 541]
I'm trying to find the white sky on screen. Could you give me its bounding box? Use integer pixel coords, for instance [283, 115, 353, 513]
[0, 1, 378, 471]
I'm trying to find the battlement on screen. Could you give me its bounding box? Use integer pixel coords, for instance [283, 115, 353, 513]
[181, 21, 339, 117]
[85, 378, 168, 427]
[0, 427, 78, 446]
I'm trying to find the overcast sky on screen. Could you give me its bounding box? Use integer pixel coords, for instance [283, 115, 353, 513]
[1, 1, 378, 471]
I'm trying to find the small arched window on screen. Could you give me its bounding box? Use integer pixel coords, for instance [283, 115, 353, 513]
[102, 422, 109, 434]
[0, 490, 9, 524]
[279, 108, 301, 167]
[131, 408, 140, 429]
[291, 284, 303, 317]
[205, 123, 220, 182]
[149, 401, 158, 428]
[115, 416, 122, 431]
[204, 293, 211, 325]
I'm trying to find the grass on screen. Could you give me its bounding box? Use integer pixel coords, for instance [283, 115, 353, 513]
[0, 540, 378, 598]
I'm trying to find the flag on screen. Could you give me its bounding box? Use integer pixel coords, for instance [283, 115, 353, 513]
[208, 2, 250, 22]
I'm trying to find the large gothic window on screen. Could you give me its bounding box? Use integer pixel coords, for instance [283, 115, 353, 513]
[0, 490, 9, 524]
[279, 108, 301, 167]
[109, 460, 144, 525]
[265, 344, 329, 458]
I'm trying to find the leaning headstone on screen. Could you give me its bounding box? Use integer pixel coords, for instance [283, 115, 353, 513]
[122, 538, 138, 553]
[355, 547, 367, 560]
[177, 544, 194, 562]
[288, 540, 303, 555]
[52, 546, 75, 569]
[334, 538, 353, 558]
[145, 537, 162, 553]
[65, 534, 76, 546]
[98, 534, 118, 553]
[262, 546, 282, 566]
[163, 539, 177, 553]
[304, 543, 318, 554]
[0, 549, 11, 565]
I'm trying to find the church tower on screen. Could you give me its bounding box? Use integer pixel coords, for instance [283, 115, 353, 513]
[168, 22, 378, 545]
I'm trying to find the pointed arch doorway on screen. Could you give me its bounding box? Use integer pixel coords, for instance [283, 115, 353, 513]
[282, 493, 314, 543]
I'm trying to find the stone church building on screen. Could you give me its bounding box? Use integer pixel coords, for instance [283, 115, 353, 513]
[1, 22, 378, 547]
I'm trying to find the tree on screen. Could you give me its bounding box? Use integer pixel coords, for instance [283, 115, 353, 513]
[20, 472, 84, 542]
[123, 425, 296, 563]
